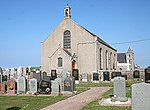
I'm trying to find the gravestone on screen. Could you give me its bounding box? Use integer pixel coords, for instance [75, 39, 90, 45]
[82, 73, 88, 82]
[7, 79, 17, 94]
[114, 76, 126, 97]
[39, 76, 51, 94]
[61, 69, 67, 79]
[17, 77, 26, 94]
[63, 77, 75, 92]
[111, 72, 121, 79]
[51, 78, 61, 94]
[32, 72, 41, 82]
[29, 78, 37, 94]
[51, 70, 57, 80]
[132, 82, 150, 110]
[23, 67, 27, 76]
[0, 82, 7, 94]
[103, 72, 110, 81]
[133, 70, 140, 79]
[93, 73, 99, 81]
[145, 67, 150, 83]
[72, 69, 79, 80]
[17, 67, 23, 77]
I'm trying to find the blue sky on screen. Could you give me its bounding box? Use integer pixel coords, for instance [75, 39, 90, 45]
[0, 0, 150, 69]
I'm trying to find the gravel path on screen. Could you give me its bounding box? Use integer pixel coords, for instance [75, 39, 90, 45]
[41, 87, 111, 110]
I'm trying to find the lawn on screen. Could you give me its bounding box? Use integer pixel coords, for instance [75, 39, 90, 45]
[0, 96, 65, 110]
[0, 80, 141, 110]
[80, 80, 142, 110]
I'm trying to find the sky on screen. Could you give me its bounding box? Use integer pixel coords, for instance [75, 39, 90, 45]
[0, 0, 150, 69]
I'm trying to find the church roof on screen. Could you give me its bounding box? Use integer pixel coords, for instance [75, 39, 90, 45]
[117, 53, 127, 63]
[80, 25, 116, 51]
[63, 49, 72, 57]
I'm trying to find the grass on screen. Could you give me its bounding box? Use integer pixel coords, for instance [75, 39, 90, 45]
[80, 80, 143, 110]
[0, 80, 142, 110]
[0, 96, 65, 110]
[76, 82, 113, 87]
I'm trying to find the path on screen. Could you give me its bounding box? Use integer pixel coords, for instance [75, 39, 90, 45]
[41, 87, 111, 110]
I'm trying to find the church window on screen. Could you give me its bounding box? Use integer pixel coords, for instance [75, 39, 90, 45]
[63, 30, 71, 48]
[100, 48, 103, 69]
[106, 50, 108, 70]
[58, 57, 63, 67]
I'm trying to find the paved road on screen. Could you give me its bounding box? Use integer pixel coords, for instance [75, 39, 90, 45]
[41, 87, 111, 110]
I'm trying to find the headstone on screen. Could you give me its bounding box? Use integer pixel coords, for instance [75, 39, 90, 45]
[114, 77, 126, 98]
[63, 77, 75, 92]
[29, 78, 37, 94]
[111, 72, 121, 79]
[133, 70, 140, 79]
[145, 67, 150, 83]
[23, 67, 27, 77]
[51, 78, 61, 94]
[82, 73, 88, 82]
[39, 76, 51, 94]
[17, 67, 23, 77]
[7, 79, 17, 94]
[103, 71, 110, 81]
[72, 69, 79, 80]
[32, 72, 41, 82]
[93, 73, 99, 81]
[0, 82, 7, 94]
[132, 82, 150, 110]
[61, 69, 67, 79]
[51, 70, 57, 80]
[17, 77, 26, 94]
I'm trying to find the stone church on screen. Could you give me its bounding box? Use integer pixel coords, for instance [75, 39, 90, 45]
[41, 4, 117, 81]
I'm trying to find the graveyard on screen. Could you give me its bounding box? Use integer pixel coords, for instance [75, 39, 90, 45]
[0, 66, 150, 110]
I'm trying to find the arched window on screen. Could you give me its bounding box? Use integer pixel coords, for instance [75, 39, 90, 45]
[106, 50, 108, 70]
[58, 57, 63, 67]
[63, 30, 71, 48]
[110, 52, 112, 69]
[100, 48, 102, 69]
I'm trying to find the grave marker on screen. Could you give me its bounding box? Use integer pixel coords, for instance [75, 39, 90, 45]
[29, 78, 37, 94]
[17, 77, 26, 94]
[132, 82, 150, 110]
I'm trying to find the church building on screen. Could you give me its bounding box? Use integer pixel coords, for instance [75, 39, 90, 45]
[41, 4, 117, 81]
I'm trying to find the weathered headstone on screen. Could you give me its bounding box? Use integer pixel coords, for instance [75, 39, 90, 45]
[114, 76, 126, 98]
[82, 73, 88, 82]
[0, 82, 7, 94]
[29, 78, 37, 94]
[132, 82, 150, 110]
[17, 67, 23, 77]
[17, 77, 26, 94]
[32, 72, 41, 82]
[51, 78, 61, 94]
[61, 69, 67, 79]
[63, 77, 75, 92]
[23, 67, 27, 77]
[7, 79, 17, 94]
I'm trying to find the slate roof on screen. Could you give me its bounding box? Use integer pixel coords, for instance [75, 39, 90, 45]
[117, 53, 127, 63]
[80, 26, 116, 51]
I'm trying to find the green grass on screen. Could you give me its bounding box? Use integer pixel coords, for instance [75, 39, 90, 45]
[81, 100, 131, 110]
[80, 80, 142, 110]
[76, 87, 90, 94]
[0, 96, 65, 110]
[76, 82, 113, 87]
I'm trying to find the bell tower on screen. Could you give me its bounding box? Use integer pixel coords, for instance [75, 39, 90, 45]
[64, 4, 71, 19]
